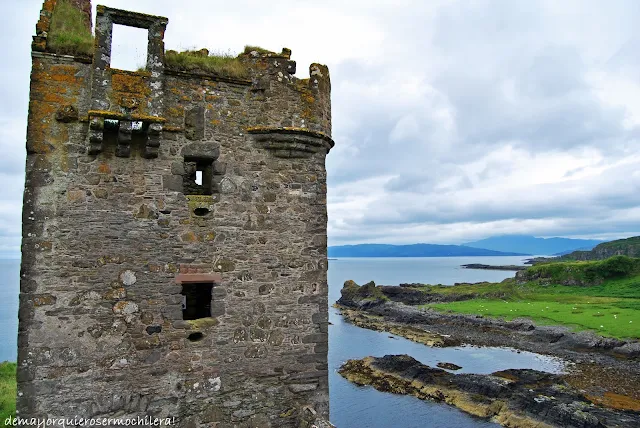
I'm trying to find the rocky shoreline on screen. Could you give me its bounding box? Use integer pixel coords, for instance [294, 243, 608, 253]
[339, 355, 640, 428]
[336, 280, 640, 420]
[337, 305, 460, 347]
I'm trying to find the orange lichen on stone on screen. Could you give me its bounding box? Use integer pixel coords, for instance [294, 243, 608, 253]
[98, 163, 111, 174]
[181, 231, 198, 242]
[67, 189, 86, 202]
[27, 103, 67, 154]
[87, 110, 166, 123]
[166, 106, 184, 118]
[35, 0, 57, 35]
[586, 392, 640, 411]
[33, 294, 57, 307]
[43, 93, 66, 103]
[37, 241, 53, 251]
[111, 71, 151, 95]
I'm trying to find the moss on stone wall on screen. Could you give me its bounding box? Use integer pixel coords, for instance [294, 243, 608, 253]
[165, 49, 249, 79]
[47, 0, 94, 56]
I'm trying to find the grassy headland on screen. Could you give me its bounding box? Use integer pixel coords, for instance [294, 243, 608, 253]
[0, 362, 16, 424]
[421, 256, 640, 339]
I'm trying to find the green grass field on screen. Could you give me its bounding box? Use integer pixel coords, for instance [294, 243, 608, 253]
[0, 362, 16, 425]
[422, 267, 640, 339]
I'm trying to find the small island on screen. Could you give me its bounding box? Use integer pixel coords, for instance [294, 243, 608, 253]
[460, 263, 526, 271]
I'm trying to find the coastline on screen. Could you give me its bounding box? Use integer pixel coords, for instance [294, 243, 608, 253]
[335, 277, 640, 424]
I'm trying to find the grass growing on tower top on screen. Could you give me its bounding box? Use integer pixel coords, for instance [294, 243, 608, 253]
[165, 49, 249, 79]
[47, 0, 94, 56]
[243, 45, 274, 55]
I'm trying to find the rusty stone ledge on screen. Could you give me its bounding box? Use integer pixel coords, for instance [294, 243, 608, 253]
[87, 110, 166, 123]
[31, 51, 92, 63]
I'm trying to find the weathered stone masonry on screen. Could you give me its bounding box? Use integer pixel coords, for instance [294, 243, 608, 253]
[19, 1, 333, 427]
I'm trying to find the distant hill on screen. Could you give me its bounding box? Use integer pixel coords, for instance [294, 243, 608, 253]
[553, 246, 594, 256]
[555, 236, 640, 261]
[464, 235, 603, 256]
[327, 244, 526, 258]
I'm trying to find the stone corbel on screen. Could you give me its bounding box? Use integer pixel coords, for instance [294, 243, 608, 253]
[247, 127, 334, 158]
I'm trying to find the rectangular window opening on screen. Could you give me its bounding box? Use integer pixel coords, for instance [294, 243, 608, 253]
[111, 24, 148, 71]
[183, 158, 213, 195]
[181, 283, 213, 320]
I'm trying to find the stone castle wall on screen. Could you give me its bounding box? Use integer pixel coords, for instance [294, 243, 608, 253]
[19, 2, 332, 427]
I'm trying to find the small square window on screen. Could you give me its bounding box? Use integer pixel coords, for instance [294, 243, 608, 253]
[181, 283, 213, 320]
[183, 158, 213, 195]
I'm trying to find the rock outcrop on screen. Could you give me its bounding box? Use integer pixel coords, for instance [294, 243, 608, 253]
[337, 306, 460, 347]
[339, 355, 640, 428]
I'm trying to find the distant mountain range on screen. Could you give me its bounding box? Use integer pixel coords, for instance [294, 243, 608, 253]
[329, 235, 610, 258]
[327, 244, 526, 258]
[552, 247, 595, 256]
[464, 235, 603, 256]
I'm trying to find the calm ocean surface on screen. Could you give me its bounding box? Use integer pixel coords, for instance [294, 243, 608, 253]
[0, 256, 563, 427]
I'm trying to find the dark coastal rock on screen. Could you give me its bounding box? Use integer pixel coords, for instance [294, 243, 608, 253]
[338, 279, 496, 307]
[338, 280, 388, 309]
[377, 285, 434, 305]
[337, 306, 461, 348]
[436, 362, 462, 370]
[340, 355, 640, 428]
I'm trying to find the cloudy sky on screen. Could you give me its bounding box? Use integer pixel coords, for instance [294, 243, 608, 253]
[1, 0, 639, 256]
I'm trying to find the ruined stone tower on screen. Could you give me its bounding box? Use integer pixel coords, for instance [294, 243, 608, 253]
[19, 1, 332, 426]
